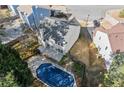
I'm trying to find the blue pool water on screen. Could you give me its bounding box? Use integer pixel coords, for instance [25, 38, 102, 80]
[36, 63, 74, 87]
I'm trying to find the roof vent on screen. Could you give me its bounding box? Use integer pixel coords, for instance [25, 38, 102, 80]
[93, 20, 100, 27]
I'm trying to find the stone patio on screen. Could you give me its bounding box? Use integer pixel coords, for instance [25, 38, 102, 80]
[38, 46, 63, 61]
[27, 55, 47, 77]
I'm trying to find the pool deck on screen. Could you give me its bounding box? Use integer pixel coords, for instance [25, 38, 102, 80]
[38, 46, 63, 62]
[27, 55, 76, 87]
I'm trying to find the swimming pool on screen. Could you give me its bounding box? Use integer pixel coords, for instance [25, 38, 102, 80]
[36, 63, 74, 87]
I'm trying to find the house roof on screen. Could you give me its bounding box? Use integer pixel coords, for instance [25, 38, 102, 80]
[37, 5, 50, 10]
[101, 19, 113, 29]
[40, 17, 79, 46]
[50, 5, 67, 11]
[17, 5, 33, 15]
[18, 5, 50, 16]
[94, 23, 124, 53]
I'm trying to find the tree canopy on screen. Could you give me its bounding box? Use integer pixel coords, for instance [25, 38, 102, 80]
[103, 54, 124, 87]
[0, 43, 34, 87]
[119, 9, 124, 18]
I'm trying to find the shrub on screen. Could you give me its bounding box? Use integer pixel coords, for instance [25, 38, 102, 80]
[0, 43, 34, 87]
[119, 9, 124, 18]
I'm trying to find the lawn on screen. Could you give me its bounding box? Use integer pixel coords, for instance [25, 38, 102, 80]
[72, 62, 85, 76]
[58, 54, 68, 66]
[71, 61, 86, 87]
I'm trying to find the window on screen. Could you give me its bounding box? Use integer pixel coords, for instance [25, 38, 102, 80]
[60, 50, 63, 53]
[58, 49, 61, 52]
[98, 46, 101, 51]
[105, 46, 108, 50]
[99, 37, 101, 40]
[58, 49, 63, 53]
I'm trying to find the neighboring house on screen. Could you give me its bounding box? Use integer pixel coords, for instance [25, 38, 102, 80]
[17, 5, 36, 30]
[8, 5, 71, 30]
[93, 9, 124, 70]
[93, 23, 124, 70]
[50, 5, 71, 18]
[32, 5, 51, 28]
[38, 17, 80, 61]
[82, 9, 124, 41]
[8, 5, 19, 16]
[105, 9, 124, 26]
[16, 5, 50, 30]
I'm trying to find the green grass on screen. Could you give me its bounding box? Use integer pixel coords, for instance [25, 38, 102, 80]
[73, 62, 85, 76]
[59, 54, 68, 66]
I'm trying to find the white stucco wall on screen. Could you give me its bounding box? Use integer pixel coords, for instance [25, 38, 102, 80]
[93, 31, 113, 69]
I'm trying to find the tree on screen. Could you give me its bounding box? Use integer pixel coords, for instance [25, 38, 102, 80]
[119, 9, 124, 18]
[0, 71, 18, 87]
[103, 54, 124, 87]
[0, 43, 34, 87]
